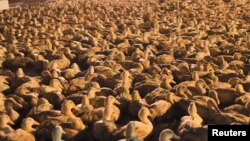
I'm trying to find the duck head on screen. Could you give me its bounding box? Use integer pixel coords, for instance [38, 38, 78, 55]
[4, 99, 14, 113]
[176, 85, 192, 99]
[138, 107, 153, 123]
[228, 77, 242, 87]
[161, 75, 176, 90]
[195, 79, 209, 95]
[81, 95, 90, 107]
[61, 100, 77, 119]
[208, 90, 220, 105]
[218, 56, 228, 70]
[5, 98, 23, 110]
[51, 69, 60, 79]
[6, 53, 15, 60]
[131, 90, 142, 101]
[71, 63, 80, 71]
[235, 84, 246, 95]
[16, 68, 25, 78]
[50, 79, 63, 90]
[105, 96, 120, 106]
[87, 86, 101, 99]
[166, 93, 182, 104]
[178, 62, 191, 74]
[187, 102, 203, 128]
[37, 98, 50, 105]
[0, 115, 14, 126]
[52, 125, 66, 141]
[21, 117, 40, 133]
[159, 129, 180, 141]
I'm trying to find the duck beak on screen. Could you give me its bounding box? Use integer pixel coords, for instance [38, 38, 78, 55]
[8, 120, 14, 125]
[15, 102, 23, 109]
[62, 129, 66, 134]
[114, 99, 121, 105]
[148, 109, 156, 121]
[172, 133, 180, 140]
[171, 80, 176, 84]
[33, 120, 40, 126]
[72, 106, 80, 112]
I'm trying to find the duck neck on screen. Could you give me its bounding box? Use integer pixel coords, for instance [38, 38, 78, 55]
[144, 49, 150, 60]
[236, 85, 246, 95]
[5, 105, 15, 116]
[196, 83, 206, 95]
[72, 121, 85, 130]
[160, 135, 172, 141]
[53, 132, 63, 141]
[177, 89, 187, 99]
[88, 89, 97, 99]
[62, 106, 75, 119]
[139, 114, 152, 126]
[192, 72, 200, 81]
[103, 107, 112, 121]
[0, 121, 7, 127]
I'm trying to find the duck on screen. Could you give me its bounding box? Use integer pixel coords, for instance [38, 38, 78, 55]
[178, 102, 203, 134]
[158, 129, 180, 141]
[0, 76, 10, 93]
[128, 90, 148, 117]
[93, 105, 118, 141]
[0, 95, 5, 112]
[103, 96, 121, 122]
[180, 126, 208, 141]
[223, 104, 249, 116]
[60, 117, 86, 140]
[68, 77, 87, 92]
[80, 94, 104, 124]
[3, 97, 23, 111]
[47, 54, 70, 70]
[77, 95, 94, 113]
[209, 84, 244, 107]
[235, 93, 250, 105]
[0, 115, 14, 134]
[148, 99, 173, 120]
[133, 81, 159, 98]
[15, 80, 40, 95]
[160, 75, 176, 90]
[171, 62, 192, 83]
[193, 89, 220, 106]
[52, 125, 66, 141]
[4, 99, 20, 123]
[211, 111, 249, 125]
[154, 54, 174, 65]
[8, 68, 33, 89]
[139, 47, 153, 70]
[60, 100, 78, 120]
[3, 128, 36, 141]
[114, 107, 153, 140]
[118, 122, 143, 141]
[131, 48, 144, 62]
[21, 117, 40, 133]
[32, 100, 78, 123]
[40, 79, 63, 94]
[119, 70, 133, 90]
[175, 85, 193, 99]
[186, 79, 209, 96]
[29, 98, 54, 115]
[62, 63, 81, 79]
